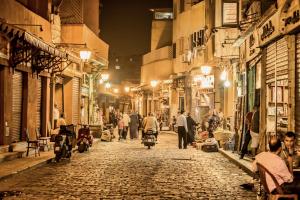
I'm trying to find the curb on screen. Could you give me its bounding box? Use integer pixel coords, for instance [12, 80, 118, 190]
[0, 156, 54, 181]
[0, 139, 102, 181]
[218, 149, 255, 177]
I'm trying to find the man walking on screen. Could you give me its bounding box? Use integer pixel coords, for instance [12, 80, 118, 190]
[177, 110, 188, 149]
[122, 112, 130, 140]
[240, 110, 253, 159]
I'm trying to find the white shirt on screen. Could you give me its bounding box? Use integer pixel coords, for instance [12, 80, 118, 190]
[143, 116, 159, 132]
[123, 113, 130, 126]
[177, 114, 188, 132]
[53, 108, 59, 120]
[252, 152, 293, 192]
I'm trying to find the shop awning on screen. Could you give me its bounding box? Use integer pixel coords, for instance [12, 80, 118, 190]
[0, 21, 81, 73]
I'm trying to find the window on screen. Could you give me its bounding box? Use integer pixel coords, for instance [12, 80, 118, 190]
[179, 37, 184, 55]
[191, 30, 205, 49]
[179, 97, 185, 112]
[172, 43, 177, 58]
[179, 0, 185, 13]
[173, 3, 177, 19]
[16, 0, 49, 20]
[154, 12, 173, 20]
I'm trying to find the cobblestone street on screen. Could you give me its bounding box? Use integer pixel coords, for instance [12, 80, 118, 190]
[0, 132, 256, 200]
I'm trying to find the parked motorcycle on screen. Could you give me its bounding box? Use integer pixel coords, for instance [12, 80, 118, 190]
[143, 129, 156, 149]
[54, 124, 76, 162]
[77, 125, 93, 153]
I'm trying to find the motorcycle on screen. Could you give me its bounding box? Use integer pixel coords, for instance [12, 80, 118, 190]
[143, 129, 156, 149]
[77, 125, 93, 153]
[54, 124, 76, 162]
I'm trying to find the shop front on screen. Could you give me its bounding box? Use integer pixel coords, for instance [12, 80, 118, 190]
[191, 73, 215, 123]
[256, 8, 290, 149]
[280, 1, 300, 147]
[0, 22, 80, 145]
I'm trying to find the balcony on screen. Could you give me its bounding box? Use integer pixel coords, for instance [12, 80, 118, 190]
[143, 46, 173, 65]
[141, 46, 173, 85]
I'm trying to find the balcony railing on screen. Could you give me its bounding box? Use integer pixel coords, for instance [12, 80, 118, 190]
[143, 46, 173, 65]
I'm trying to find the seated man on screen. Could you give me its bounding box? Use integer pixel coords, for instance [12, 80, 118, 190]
[253, 138, 300, 195]
[280, 131, 300, 172]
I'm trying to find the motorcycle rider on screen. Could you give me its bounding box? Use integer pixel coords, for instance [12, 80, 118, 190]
[142, 113, 159, 141]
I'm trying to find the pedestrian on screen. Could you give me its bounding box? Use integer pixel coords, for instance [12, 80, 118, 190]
[177, 110, 188, 149]
[99, 108, 104, 131]
[186, 113, 197, 145]
[129, 111, 139, 139]
[240, 110, 253, 159]
[57, 113, 66, 128]
[208, 110, 220, 138]
[171, 115, 176, 131]
[253, 137, 300, 196]
[53, 103, 59, 129]
[117, 113, 124, 141]
[250, 105, 259, 158]
[122, 112, 130, 140]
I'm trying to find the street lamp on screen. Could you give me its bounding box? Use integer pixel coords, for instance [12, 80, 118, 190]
[150, 80, 158, 88]
[200, 65, 212, 76]
[79, 50, 92, 61]
[105, 82, 111, 89]
[220, 70, 227, 81]
[150, 80, 158, 113]
[101, 73, 109, 81]
[224, 80, 231, 88]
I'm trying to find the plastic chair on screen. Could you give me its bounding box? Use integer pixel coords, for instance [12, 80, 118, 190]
[256, 162, 298, 200]
[36, 128, 50, 151]
[25, 129, 40, 157]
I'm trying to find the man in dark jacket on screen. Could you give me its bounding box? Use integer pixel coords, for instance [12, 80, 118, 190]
[186, 113, 197, 145]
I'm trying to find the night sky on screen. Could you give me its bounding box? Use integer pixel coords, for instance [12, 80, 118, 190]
[100, 0, 173, 84]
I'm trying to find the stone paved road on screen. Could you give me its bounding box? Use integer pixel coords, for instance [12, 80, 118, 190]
[0, 132, 256, 200]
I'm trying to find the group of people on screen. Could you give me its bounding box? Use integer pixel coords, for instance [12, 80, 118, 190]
[109, 110, 140, 141]
[172, 110, 198, 149]
[252, 131, 300, 195]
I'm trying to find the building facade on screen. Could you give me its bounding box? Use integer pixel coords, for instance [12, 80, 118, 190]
[0, 0, 109, 146]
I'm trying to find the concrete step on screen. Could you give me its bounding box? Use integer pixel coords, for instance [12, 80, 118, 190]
[0, 145, 9, 153]
[0, 152, 23, 163]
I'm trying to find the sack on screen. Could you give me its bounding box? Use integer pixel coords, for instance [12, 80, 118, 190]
[101, 130, 112, 142]
[201, 138, 218, 152]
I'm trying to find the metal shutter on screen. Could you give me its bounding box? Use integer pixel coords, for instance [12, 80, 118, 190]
[72, 77, 80, 125]
[11, 71, 22, 142]
[36, 77, 42, 131]
[295, 34, 300, 146]
[266, 37, 288, 84]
